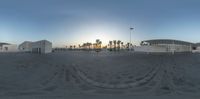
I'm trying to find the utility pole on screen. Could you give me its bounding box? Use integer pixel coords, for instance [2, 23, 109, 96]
[130, 27, 134, 50]
[172, 40, 175, 55]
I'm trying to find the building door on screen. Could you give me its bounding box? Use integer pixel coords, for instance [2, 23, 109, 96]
[38, 48, 41, 54]
[32, 48, 41, 54]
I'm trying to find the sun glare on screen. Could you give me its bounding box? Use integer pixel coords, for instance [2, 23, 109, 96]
[79, 32, 111, 46]
[77, 24, 116, 46]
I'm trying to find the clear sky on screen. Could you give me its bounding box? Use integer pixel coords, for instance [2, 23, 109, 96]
[0, 0, 200, 47]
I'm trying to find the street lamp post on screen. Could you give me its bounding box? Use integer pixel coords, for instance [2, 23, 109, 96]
[130, 27, 134, 50]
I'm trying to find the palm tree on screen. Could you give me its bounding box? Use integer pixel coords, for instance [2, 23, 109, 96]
[89, 42, 93, 50]
[117, 40, 121, 51]
[86, 42, 92, 50]
[78, 44, 81, 50]
[126, 43, 130, 50]
[113, 40, 116, 51]
[70, 45, 73, 50]
[109, 41, 112, 51]
[130, 43, 133, 51]
[121, 42, 124, 50]
[96, 39, 99, 43]
[95, 39, 102, 52]
[82, 43, 86, 50]
[73, 45, 76, 49]
[99, 41, 102, 48]
[85, 43, 88, 50]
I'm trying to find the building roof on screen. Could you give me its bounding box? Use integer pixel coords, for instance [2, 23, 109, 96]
[32, 40, 52, 45]
[142, 39, 194, 46]
[22, 41, 32, 43]
[0, 42, 10, 46]
[19, 40, 52, 46]
[195, 43, 200, 46]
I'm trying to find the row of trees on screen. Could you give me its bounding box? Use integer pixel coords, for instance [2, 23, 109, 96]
[108, 40, 122, 51]
[64, 39, 133, 51]
[108, 40, 133, 51]
[77, 39, 102, 52]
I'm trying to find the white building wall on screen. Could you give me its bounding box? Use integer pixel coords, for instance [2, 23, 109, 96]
[151, 44, 191, 52]
[0, 44, 18, 52]
[19, 40, 52, 54]
[30, 40, 52, 54]
[18, 42, 32, 52]
[197, 47, 200, 50]
[32, 41, 45, 53]
[134, 46, 167, 52]
[44, 41, 52, 53]
[135, 44, 192, 53]
[192, 46, 200, 53]
[0, 46, 3, 51]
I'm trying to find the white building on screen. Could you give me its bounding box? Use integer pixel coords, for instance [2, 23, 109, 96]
[192, 43, 200, 53]
[134, 46, 167, 53]
[31, 40, 52, 54]
[19, 40, 52, 54]
[0, 43, 18, 52]
[18, 41, 32, 52]
[135, 39, 193, 53]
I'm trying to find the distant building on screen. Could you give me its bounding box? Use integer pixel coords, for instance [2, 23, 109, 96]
[135, 39, 194, 53]
[192, 43, 200, 53]
[195, 43, 200, 50]
[0, 43, 18, 52]
[31, 40, 52, 54]
[18, 41, 32, 52]
[19, 40, 52, 54]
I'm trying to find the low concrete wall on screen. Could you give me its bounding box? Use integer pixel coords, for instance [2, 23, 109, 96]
[192, 50, 200, 53]
[134, 46, 167, 53]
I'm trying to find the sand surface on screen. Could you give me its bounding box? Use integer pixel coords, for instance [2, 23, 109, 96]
[0, 51, 200, 98]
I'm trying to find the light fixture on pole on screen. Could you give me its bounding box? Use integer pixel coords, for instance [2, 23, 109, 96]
[130, 27, 134, 50]
[130, 27, 134, 44]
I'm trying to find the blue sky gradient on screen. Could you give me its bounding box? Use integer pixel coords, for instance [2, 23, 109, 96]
[0, 0, 200, 47]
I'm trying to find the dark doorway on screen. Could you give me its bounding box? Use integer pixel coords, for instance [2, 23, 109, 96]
[38, 48, 41, 54]
[4, 47, 8, 51]
[32, 48, 41, 54]
[193, 47, 196, 50]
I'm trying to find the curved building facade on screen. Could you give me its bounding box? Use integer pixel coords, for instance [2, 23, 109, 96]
[135, 39, 194, 53]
